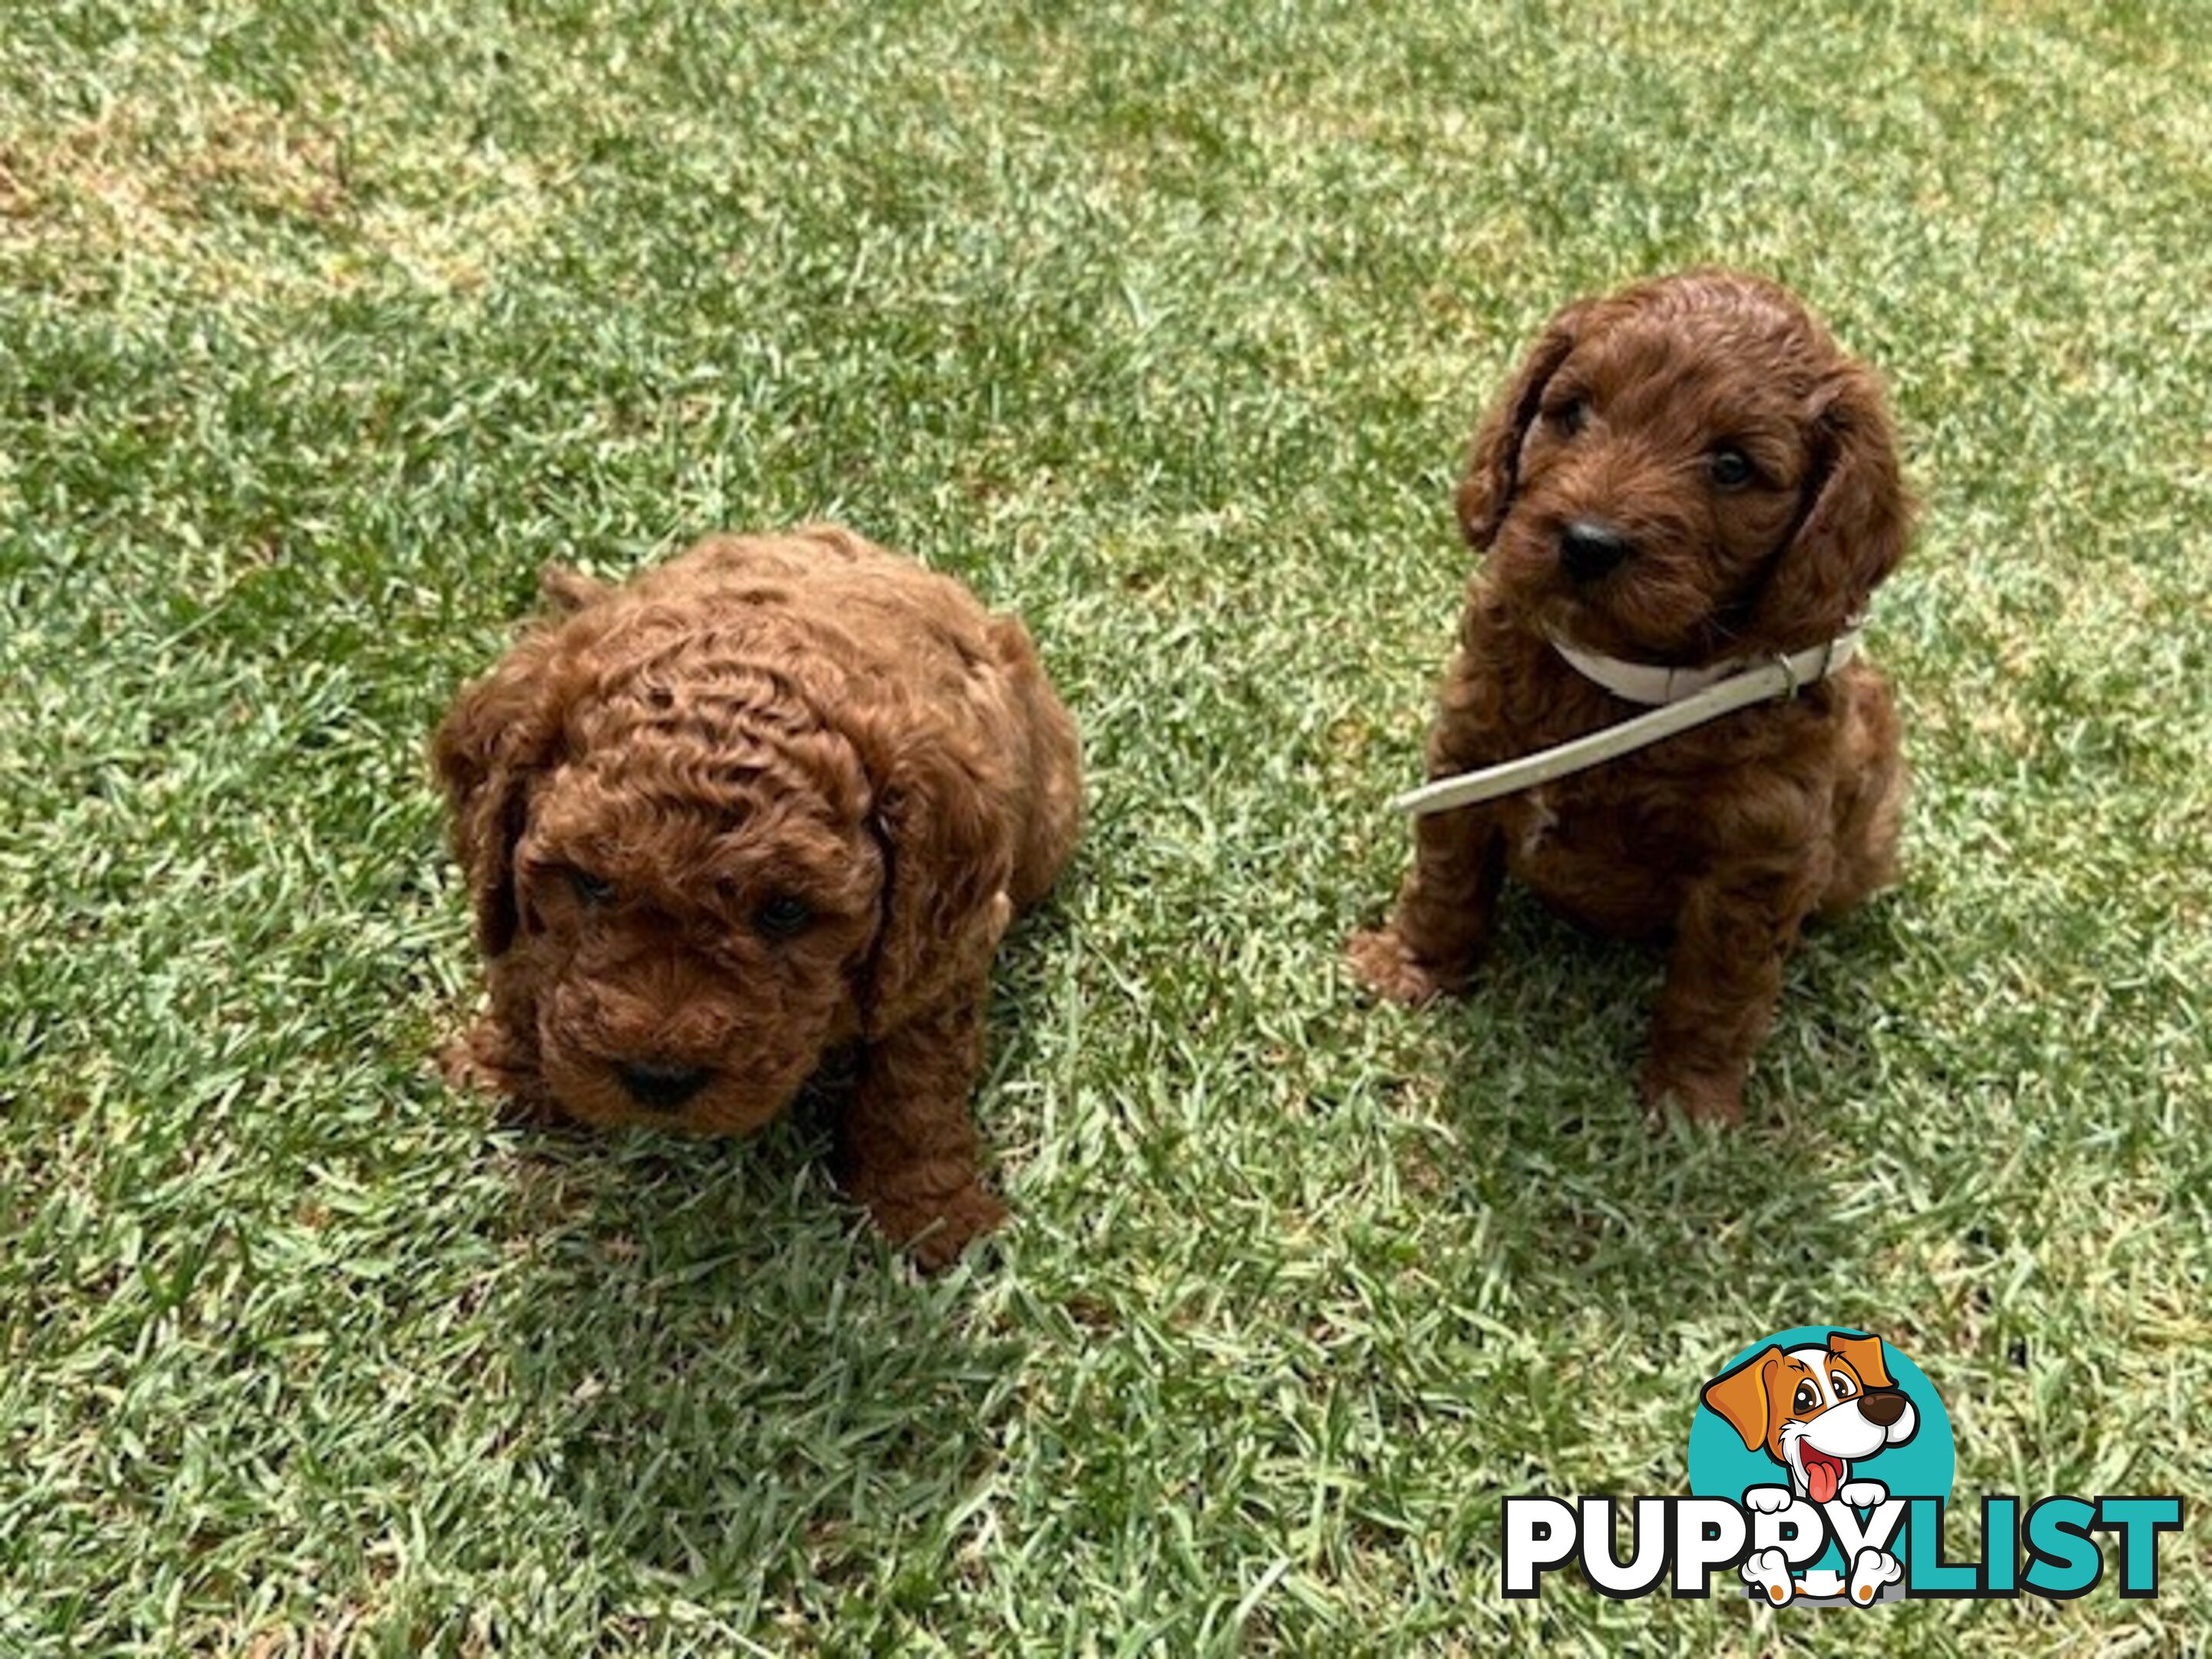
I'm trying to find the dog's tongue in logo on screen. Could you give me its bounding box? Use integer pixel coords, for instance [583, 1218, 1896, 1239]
[1801, 1447, 1844, 1505]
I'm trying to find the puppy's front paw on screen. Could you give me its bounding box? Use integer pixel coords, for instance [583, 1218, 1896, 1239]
[1639, 1061, 1745, 1126]
[1838, 1480, 1888, 1509]
[1346, 927, 1464, 1007]
[863, 1181, 1008, 1273]
[440, 1016, 508, 1094]
[1743, 1485, 1795, 1515]
[442, 1017, 558, 1122]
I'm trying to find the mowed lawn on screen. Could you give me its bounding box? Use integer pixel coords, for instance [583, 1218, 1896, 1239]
[2, 1, 2207, 1652]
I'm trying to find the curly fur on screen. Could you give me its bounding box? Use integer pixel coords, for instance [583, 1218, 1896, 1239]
[434, 525, 1081, 1266]
[1349, 270, 1910, 1123]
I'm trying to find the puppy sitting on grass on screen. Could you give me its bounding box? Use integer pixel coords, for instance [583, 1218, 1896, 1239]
[434, 525, 1081, 1267]
[1351, 271, 1910, 1124]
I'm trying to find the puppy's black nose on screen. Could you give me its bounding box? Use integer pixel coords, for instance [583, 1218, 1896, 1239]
[616, 1059, 710, 1111]
[1859, 1388, 1909, 1428]
[1559, 518, 1634, 582]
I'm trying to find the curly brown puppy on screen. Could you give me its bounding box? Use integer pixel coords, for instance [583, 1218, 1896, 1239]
[1349, 270, 1909, 1124]
[434, 525, 1081, 1267]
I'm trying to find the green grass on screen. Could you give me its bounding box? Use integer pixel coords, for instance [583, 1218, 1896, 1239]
[3, 0, 2208, 1651]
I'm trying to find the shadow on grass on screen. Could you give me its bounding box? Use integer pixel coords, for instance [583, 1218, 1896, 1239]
[459, 897, 1077, 1609]
[488, 1076, 1014, 1611]
[1416, 887, 1912, 1316]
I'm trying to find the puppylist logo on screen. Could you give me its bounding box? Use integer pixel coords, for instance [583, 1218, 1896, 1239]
[1503, 1326, 2184, 1606]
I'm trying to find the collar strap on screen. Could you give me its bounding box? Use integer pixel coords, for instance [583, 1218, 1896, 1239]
[1393, 627, 1863, 818]
[1552, 629, 1861, 705]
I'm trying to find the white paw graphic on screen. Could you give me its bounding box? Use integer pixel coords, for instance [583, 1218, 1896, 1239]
[1848, 1548, 1904, 1606]
[1743, 1485, 1794, 1515]
[1740, 1545, 1796, 1606]
[1838, 1479, 1888, 1508]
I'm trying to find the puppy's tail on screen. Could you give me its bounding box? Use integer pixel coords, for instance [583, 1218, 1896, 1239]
[1819, 670, 1906, 919]
[538, 564, 611, 615]
[990, 613, 1083, 911]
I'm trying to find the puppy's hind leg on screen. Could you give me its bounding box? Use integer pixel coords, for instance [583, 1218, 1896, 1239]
[1846, 1547, 1903, 1606]
[1643, 865, 1814, 1124]
[1740, 1547, 1797, 1607]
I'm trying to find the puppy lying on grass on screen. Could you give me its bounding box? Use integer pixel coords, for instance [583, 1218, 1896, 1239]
[434, 525, 1081, 1267]
[1352, 271, 1910, 1124]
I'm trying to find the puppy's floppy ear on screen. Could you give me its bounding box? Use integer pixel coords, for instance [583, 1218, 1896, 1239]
[1744, 359, 1910, 648]
[853, 703, 1015, 1037]
[1826, 1331, 1896, 1392]
[1454, 298, 1595, 548]
[431, 636, 564, 957]
[1703, 1346, 1785, 1453]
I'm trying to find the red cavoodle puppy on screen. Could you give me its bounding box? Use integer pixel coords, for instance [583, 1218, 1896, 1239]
[1350, 270, 1910, 1124]
[434, 525, 1081, 1267]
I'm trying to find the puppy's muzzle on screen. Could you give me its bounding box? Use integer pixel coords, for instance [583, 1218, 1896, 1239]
[1858, 1388, 1909, 1429]
[1559, 518, 1634, 583]
[616, 1058, 713, 1111]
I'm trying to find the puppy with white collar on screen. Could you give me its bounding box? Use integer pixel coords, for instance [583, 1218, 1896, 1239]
[1703, 1331, 1917, 1606]
[1348, 271, 1909, 1126]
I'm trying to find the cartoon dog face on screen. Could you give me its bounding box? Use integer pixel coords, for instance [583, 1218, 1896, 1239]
[1702, 1333, 1918, 1505]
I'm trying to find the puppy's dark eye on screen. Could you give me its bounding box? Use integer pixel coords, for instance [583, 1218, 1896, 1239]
[569, 869, 616, 907]
[1793, 1381, 1820, 1414]
[752, 894, 815, 939]
[1549, 396, 1589, 436]
[1832, 1373, 1855, 1399]
[1709, 445, 1755, 488]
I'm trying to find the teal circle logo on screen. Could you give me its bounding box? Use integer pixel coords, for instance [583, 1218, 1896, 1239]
[1688, 1326, 1955, 1596]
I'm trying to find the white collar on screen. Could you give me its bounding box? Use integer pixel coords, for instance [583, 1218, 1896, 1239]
[1393, 626, 1866, 817]
[1551, 629, 1862, 705]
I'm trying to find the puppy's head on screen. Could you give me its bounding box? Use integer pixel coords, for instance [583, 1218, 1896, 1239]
[1702, 1332, 1919, 1504]
[432, 572, 1008, 1133]
[1456, 270, 1909, 662]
